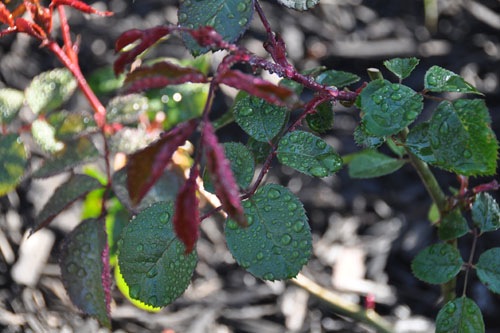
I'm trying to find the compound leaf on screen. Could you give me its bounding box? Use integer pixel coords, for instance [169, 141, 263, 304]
[117, 202, 197, 307]
[438, 208, 469, 241]
[33, 174, 102, 232]
[204, 142, 255, 192]
[232, 91, 288, 142]
[0, 88, 24, 125]
[25, 68, 77, 115]
[0, 134, 27, 196]
[32, 137, 100, 178]
[428, 99, 498, 176]
[348, 149, 405, 179]
[60, 218, 111, 328]
[425, 66, 481, 95]
[225, 184, 311, 280]
[277, 130, 342, 178]
[411, 243, 463, 284]
[476, 248, 500, 294]
[472, 193, 500, 233]
[383, 57, 420, 80]
[178, 0, 254, 56]
[356, 79, 423, 136]
[436, 297, 484, 333]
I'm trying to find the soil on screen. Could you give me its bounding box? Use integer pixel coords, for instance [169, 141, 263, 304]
[1, 0, 500, 332]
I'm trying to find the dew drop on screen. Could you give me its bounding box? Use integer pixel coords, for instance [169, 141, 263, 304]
[129, 285, 141, 299]
[240, 260, 250, 268]
[247, 216, 254, 226]
[405, 110, 419, 121]
[446, 302, 456, 314]
[299, 240, 309, 249]
[272, 246, 282, 255]
[391, 93, 403, 101]
[227, 219, 239, 230]
[239, 107, 253, 116]
[263, 205, 272, 212]
[439, 122, 449, 135]
[310, 166, 328, 178]
[287, 202, 298, 211]
[263, 272, 275, 280]
[463, 149, 472, 159]
[373, 115, 390, 126]
[136, 244, 144, 252]
[238, 18, 248, 26]
[291, 251, 299, 258]
[267, 187, 281, 199]
[316, 140, 327, 150]
[256, 252, 264, 260]
[391, 83, 400, 91]
[293, 221, 304, 232]
[281, 234, 292, 245]
[146, 266, 158, 278]
[320, 154, 342, 172]
[372, 95, 383, 105]
[237, 3, 247, 12]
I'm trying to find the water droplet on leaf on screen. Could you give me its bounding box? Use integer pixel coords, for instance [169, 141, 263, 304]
[267, 188, 281, 199]
[281, 234, 292, 245]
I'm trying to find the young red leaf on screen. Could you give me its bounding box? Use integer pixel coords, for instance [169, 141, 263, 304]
[124, 61, 208, 93]
[14, 17, 46, 39]
[127, 119, 198, 205]
[174, 166, 200, 254]
[114, 26, 171, 75]
[203, 123, 246, 226]
[219, 69, 294, 106]
[50, 0, 113, 16]
[0, 2, 14, 27]
[25, 1, 52, 34]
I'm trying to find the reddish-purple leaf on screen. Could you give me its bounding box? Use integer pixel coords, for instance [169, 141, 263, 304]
[124, 61, 208, 93]
[50, 0, 113, 16]
[219, 69, 294, 106]
[114, 26, 171, 75]
[0, 2, 14, 27]
[60, 218, 111, 328]
[14, 17, 46, 39]
[174, 166, 200, 254]
[203, 123, 246, 226]
[127, 119, 198, 205]
[25, 1, 52, 34]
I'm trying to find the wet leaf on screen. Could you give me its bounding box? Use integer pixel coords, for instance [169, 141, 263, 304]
[476, 248, 500, 294]
[0, 134, 27, 196]
[225, 184, 311, 280]
[178, 0, 254, 56]
[33, 174, 102, 232]
[315, 69, 360, 88]
[127, 119, 197, 205]
[277, 0, 319, 11]
[411, 243, 463, 284]
[425, 66, 482, 94]
[232, 91, 288, 142]
[348, 149, 405, 178]
[60, 218, 111, 328]
[405, 122, 436, 164]
[383, 57, 420, 80]
[0, 88, 24, 125]
[25, 68, 77, 115]
[117, 202, 197, 307]
[472, 193, 500, 233]
[306, 101, 334, 133]
[203, 123, 246, 226]
[173, 167, 200, 253]
[428, 99, 498, 176]
[436, 297, 484, 333]
[353, 123, 385, 149]
[106, 94, 148, 124]
[32, 137, 100, 178]
[438, 208, 469, 241]
[277, 130, 342, 178]
[204, 142, 255, 192]
[31, 119, 64, 153]
[356, 79, 423, 136]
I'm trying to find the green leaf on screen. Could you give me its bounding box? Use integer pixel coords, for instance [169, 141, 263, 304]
[232, 91, 288, 142]
[476, 248, 500, 294]
[277, 0, 319, 11]
[436, 297, 484, 333]
[306, 101, 334, 133]
[32, 137, 100, 178]
[315, 70, 360, 88]
[472, 193, 500, 233]
[348, 150, 405, 179]
[47, 111, 96, 141]
[411, 243, 463, 284]
[225, 184, 311, 280]
[33, 174, 102, 232]
[60, 218, 111, 328]
[383, 57, 420, 80]
[438, 208, 469, 241]
[428, 99, 498, 176]
[428, 203, 440, 224]
[31, 119, 65, 153]
[0, 88, 24, 125]
[386, 137, 406, 158]
[106, 94, 148, 124]
[356, 79, 423, 136]
[105, 198, 130, 266]
[117, 202, 197, 307]
[277, 130, 342, 178]
[88, 66, 125, 95]
[115, 263, 161, 312]
[179, 0, 254, 56]
[405, 122, 436, 164]
[425, 66, 482, 94]
[204, 142, 255, 192]
[25, 68, 77, 115]
[353, 123, 385, 149]
[0, 134, 27, 196]
[246, 138, 271, 164]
